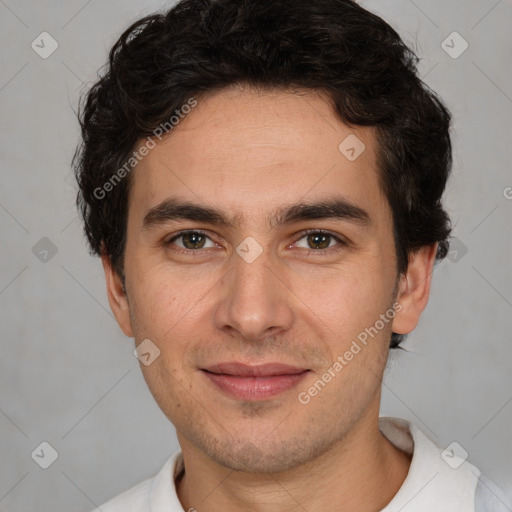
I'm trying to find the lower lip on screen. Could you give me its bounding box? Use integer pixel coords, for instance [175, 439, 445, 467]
[202, 371, 309, 400]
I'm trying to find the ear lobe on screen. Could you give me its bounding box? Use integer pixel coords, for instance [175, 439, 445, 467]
[101, 252, 134, 338]
[392, 244, 438, 335]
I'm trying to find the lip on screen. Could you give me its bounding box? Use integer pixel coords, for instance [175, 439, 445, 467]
[204, 362, 308, 377]
[201, 362, 310, 400]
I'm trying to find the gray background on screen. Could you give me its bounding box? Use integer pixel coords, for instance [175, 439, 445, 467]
[0, 0, 511, 510]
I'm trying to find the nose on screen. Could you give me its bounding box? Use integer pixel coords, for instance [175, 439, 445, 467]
[213, 248, 294, 342]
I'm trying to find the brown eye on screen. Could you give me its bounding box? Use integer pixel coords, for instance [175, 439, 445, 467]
[182, 232, 207, 249]
[294, 230, 346, 253]
[306, 233, 332, 250]
[167, 230, 215, 250]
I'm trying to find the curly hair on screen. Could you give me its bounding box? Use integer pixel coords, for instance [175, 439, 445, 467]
[74, 0, 452, 348]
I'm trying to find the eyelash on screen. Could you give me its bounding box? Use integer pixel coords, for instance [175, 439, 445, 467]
[164, 229, 347, 256]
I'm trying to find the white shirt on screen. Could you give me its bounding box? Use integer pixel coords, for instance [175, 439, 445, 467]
[92, 417, 509, 511]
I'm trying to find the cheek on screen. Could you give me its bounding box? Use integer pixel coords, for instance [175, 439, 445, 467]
[127, 263, 211, 334]
[292, 259, 395, 344]
[130, 272, 200, 413]
[127, 265, 220, 386]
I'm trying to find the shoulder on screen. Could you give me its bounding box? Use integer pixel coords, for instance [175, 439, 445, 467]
[90, 476, 153, 512]
[380, 417, 488, 511]
[474, 474, 512, 512]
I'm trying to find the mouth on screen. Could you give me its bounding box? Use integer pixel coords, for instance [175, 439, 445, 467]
[201, 362, 310, 401]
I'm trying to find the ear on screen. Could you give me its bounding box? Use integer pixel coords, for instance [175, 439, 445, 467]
[101, 251, 134, 338]
[392, 244, 438, 335]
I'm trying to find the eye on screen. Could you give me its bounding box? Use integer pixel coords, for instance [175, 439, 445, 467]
[166, 230, 217, 250]
[294, 230, 345, 251]
[165, 229, 345, 254]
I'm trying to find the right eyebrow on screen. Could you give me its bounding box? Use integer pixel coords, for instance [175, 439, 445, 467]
[142, 198, 237, 230]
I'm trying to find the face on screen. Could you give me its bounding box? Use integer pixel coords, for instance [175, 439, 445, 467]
[103, 86, 434, 473]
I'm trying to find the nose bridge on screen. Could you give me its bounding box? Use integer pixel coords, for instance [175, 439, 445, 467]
[213, 245, 293, 340]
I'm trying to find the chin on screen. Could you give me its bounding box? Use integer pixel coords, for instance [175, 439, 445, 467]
[204, 434, 334, 474]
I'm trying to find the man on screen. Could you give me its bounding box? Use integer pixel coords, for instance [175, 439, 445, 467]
[74, 0, 508, 510]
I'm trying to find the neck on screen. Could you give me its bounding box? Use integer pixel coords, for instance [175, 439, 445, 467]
[176, 410, 411, 512]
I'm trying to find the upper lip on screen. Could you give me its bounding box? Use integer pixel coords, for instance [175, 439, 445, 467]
[202, 362, 309, 377]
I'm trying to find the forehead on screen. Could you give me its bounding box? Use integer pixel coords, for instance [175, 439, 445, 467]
[129, 86, 388, 226]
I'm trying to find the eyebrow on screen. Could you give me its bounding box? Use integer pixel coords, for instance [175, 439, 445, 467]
[142, 196, 371, 230]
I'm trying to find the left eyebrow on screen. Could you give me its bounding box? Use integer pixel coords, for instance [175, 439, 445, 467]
[272, 198, 371, 228]
[141, 196, 371, 231]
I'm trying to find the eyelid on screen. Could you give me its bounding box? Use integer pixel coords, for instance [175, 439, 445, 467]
[166, 228, 204, 240]
[291, 229, 347, 252]
[165, 229, 218, 250]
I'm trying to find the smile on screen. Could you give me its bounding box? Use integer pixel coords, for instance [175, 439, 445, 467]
[201, 363, 310, 400]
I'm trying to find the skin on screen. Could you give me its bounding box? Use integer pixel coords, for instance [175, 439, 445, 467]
[102, 85, 437, 512]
